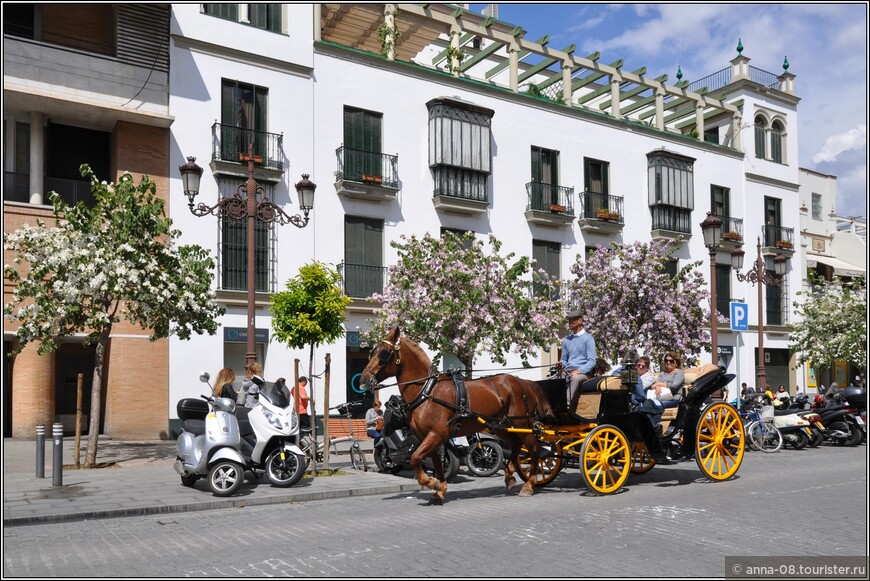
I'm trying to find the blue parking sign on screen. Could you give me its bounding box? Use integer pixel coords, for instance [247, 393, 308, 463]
[730, 301, 749, 332]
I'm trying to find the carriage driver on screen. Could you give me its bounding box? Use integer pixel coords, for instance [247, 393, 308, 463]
[561, 309, 597, 405]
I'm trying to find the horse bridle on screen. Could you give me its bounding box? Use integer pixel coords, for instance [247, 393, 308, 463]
[363, 337, 401, 388]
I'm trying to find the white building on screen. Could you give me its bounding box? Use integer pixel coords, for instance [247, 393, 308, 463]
[164, 3, 808, 432]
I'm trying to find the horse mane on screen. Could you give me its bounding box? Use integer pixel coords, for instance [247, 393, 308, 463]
[400, 335, 433, 370]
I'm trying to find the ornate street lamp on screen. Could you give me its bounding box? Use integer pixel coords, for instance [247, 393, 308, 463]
[179, 145, 316, 364]
[700, 212, 723, 366]
[731, 237, 788, 390]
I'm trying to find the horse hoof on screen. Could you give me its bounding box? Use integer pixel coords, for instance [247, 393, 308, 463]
[505, 478, 517, 491]
[518, 487, 534, 497]
[429, 493, 444, 505]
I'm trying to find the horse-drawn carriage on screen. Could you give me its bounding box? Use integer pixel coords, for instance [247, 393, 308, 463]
[362, 327, 745, 503]
[512, 365, 745, 495]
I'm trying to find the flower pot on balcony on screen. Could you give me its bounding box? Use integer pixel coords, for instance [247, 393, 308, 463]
[362, 174, 383, 184]
[549, 204, 566, 213]
[722, 231, 741, 241]
[775, 240, 792, 249]
[596, 210, 611, 220]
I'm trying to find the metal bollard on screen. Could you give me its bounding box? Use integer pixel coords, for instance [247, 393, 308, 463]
[52, 422, 63, 486]
[36, 425, 45, 478]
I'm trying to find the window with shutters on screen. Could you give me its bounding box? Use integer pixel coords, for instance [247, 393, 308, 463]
[343, 216, 385, 299]
[204, 4, 282, 33]
[221, 79, 268, 163]
[770, 120, 784, 163]
[811, 193, 822, 221]
[647, 151, 694, 234]
[529, 146, 560, 210]
[427, 97, 493, 203]
[754, 115, 767, 159]
[343, 107, 383, 182]
[715, 263, 731, 319]
[532, 240, 560, 299]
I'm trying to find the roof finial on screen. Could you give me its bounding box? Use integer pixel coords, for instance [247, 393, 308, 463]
[783, 56, 789, 71]
[736, 38, 744, 55]
[676, 65, 683, 81]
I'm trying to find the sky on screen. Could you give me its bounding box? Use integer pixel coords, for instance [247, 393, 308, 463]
[468, 2, 868, 219]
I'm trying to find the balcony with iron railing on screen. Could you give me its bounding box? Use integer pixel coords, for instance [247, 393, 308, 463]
[524, 181, 574, 227]
[431, 166, 489, 216]
[4, 172, 94, 206]
[577, 190, 625, 234]
[334, 146, 399, 202]
[687, 65, 781, 94]
[716, 214, 744, 249]
[650, 204, 693, 241]
[211, 123, 284, 178]
[338, 262, 387, 302]
[762, 224, 795, 256]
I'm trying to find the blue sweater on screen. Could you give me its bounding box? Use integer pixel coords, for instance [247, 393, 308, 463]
[561, 331, 596, 375]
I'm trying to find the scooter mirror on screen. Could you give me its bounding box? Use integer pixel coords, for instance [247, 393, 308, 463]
[199, 372, 210, 384]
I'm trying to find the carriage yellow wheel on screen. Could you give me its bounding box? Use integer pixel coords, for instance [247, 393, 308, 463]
[695, 402, 745, 481]
[629, 441, 656, 474]
[580, 425, 630, 494]
[516, 443, 563, 486]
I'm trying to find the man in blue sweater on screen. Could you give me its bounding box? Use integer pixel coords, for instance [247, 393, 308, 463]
[561, 310, 597, 405]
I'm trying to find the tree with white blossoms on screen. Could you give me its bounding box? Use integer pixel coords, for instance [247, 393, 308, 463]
[788, 275, 866, 369]
[367, 232, 563, 373]
[565, 239, 718, 369]
[4, 165, 223, 467]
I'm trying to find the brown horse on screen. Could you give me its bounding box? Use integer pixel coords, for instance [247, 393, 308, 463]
[361, 327, 555, 504]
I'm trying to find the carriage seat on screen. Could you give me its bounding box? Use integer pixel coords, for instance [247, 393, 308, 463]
[659, 363, 720, 429]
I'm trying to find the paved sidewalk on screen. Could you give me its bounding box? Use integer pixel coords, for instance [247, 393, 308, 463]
[2, 437, 421, 527]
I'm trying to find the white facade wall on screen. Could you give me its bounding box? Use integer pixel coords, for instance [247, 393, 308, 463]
[166, 4, 806, 416]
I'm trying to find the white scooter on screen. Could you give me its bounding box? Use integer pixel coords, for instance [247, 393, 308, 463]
[237, 380, 307, 488]
[174, 385, 249, 497]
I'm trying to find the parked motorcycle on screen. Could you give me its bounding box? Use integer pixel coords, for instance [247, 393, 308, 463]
[771, 407, 815, 449]
[373, 395, 461, 481]
[810, 391, 865, 446]
[174, 380, 249, 497]
[237, 380, 307, 488]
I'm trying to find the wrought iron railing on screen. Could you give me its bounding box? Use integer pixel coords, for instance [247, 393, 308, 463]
[211, 123, 284, 171]
[335, 146, 399, 189]
[650, 205, 692, 234]
[338, 263, 387, 299]
[688, 65, 781, 94]
[762, 225, 794, 250]
[219, 219, 272, 293]
[431, 166, 488, 202]
[715, 214, 744, 242]
[525, 182, 574, 215]
[578, 190, 625, 223]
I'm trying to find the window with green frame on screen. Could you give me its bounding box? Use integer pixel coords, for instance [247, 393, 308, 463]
[532, 239, 560, 298]
[221, 79, 268, 161]
[344, 216, 384, 298]
[204, 4, 281, 33]
[343, 107, 383, 180]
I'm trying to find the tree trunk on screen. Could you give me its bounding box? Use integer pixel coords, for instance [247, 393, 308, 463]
[307, 343, 318, 472]
[85, 325, 112, 468]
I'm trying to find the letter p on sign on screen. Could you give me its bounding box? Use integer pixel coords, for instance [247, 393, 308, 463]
[730, 301, 749, 332]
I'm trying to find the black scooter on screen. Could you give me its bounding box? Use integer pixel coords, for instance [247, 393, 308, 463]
[810, 391, 865, 446]
[373, 395, 462, 481]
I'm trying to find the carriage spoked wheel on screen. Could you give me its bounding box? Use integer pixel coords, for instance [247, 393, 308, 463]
[695, 402, 745, 481]
[579, 425, 631, 495]
[629, 441, 656, 474]
[516, 442, 563, 486]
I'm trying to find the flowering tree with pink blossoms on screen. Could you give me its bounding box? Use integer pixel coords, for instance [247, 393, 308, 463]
[368, 232, 563, 372]
[566, 239, 719, 370]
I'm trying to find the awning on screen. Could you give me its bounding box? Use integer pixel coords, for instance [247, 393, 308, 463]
[806, 255, 866, 277]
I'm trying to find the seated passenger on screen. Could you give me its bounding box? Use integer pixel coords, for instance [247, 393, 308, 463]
[638, 351, 685, 429]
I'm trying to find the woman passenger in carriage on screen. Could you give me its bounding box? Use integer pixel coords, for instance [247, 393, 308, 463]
[638, 351, 685, 429]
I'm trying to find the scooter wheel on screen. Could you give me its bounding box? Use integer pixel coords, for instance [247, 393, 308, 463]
[466, 440, 504, 477]
[265, 449, 305, 488]
[374, 446, 402, 474]
[208, 460, 245, 497]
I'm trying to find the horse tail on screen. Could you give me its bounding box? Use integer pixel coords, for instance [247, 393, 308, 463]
[521, 379, 556, 422]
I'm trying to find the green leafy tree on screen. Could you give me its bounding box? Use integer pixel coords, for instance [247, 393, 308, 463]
[789, 275, 866, 369]
[271, 261, 350, 467]
[4, 166, 223, 467]
[565, 239, 718, 368]
[367, 232, 563, 372]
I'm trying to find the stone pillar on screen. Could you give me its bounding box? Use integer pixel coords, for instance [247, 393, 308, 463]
[655, 88, 665, 130]
[695, 101, 705, 138]
[508, 45, 518, 92]
[11, 342, 55, 438]
[449, 27, 461, 75]
[384, 5, 398, 61]
[610, 73, 622, 119]
[562, 62, 572, 107]
[313, 3, 321, 42]
[29, 111, 44, 205]
[731, 112, 742, 151]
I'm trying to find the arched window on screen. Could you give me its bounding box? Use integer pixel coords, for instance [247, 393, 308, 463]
[770, 120, 784, 163]
[754, 115, 767, 159]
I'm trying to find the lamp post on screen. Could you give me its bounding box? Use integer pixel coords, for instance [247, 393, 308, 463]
[700, 212, 723, 366]
[179, 144, 316, 365]
[731, 237, 787, 391]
